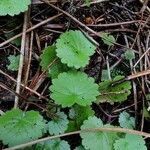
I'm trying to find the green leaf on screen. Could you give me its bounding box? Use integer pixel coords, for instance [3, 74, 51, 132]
[119, 111, 135, 129]
[56, 30, 96, 69]
[0, 109, 46, 147]
[40, 46, 56, 71]
[0, 0, 31, 16]
[7, 55, 20, 71]
[48, 63, 68, 79]
[74, 145, 86, 150]
[114, 134, 147, 150]
[124, 49, 135, 60]
[67, 105, 94, 131]
[35, 139, 70, 150]
[111, 69, 124, 79]
[66, 121, 77, 132]
[85, 0, 91, 6]
[97, 76, 131, 104]
[47, 111, 69, 135]
[50, 71, 99, 107]
[80, 116, 119, 150]
[70, 105, 94, 128]
[40, 45, 68, 79]
[100, 32, 116, 46]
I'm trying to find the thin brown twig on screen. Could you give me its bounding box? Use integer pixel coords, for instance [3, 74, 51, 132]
[131, 1, 149, 49]
[14, 11, 28, 108]
[112, 101, 142, 113]
[41, 0, 138, 50]
[23, 31, 33, 86]
[139, 0, 150, 12]
[4, 127, 150, 150]
[80, 0, 108, 7]
[0, 69, 49, 101]
[28, 58, 57, 93]
[133, 47, 150, 69]
[41, 0, 100, 46]
[0, 82, 28, 102]
[88, 20, 145, 27]
[0, 13, 62, 47]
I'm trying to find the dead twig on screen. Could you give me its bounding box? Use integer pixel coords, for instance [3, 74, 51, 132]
[0, 69, 49, 101]
[14, 11, 28, 108]
[0, 13, 62, 47]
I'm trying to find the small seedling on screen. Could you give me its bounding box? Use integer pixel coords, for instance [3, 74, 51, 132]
[80, 116, 120, 150]
[124, 49, 135, 60]
[47, 111, 69, 135]
[100, 32, 116, 46]
[7, 55, 20, 71]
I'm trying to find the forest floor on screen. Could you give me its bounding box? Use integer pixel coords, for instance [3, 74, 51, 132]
[0, 0, 150, 149]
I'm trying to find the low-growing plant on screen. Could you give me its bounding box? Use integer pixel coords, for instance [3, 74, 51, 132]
[35, 138, 70, 150]
[0, 109, 46, 147]
[114, 134, 147, 150]
[47, 111, 69, 135]
[123, 49, 135, 61]
[7, 54, 20, 71]
[97, 76, 131, 104]
[100, 32, 116, 47]
[0, 0, 31, 16]
[0, 30, 145, 149]
[50, 71, 99, 107]
[68, 105, 94, 131]
[80, 116, 120, 150]
[119, 111, 135, 129]
[80, 116, 146, 150]
[55, 30, 96, 69]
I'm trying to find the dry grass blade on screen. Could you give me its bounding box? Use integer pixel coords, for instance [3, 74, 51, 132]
[14, 11, 29, 108]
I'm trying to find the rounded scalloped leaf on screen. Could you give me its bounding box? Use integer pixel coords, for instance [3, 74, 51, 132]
[45, 139, 70, 150]
[70, 105, 94, 127]
[0, 0, 31, 16]
[7, 55, 20, 71]
[0, 109, 46, 147]
[47, 111, 69, 135]
[40, 45, 68, 79]
[50, 71, 99, 107]
[119, 111, 135, 129]
[124, 49, 135, 61]
[114, 134, 147, 150]
[56, 30, 96, 69]
[40, 45, 57, 71]
[35, 139, 70, 150]
[100, 32, 116, 46]
[80, 116, 119, 150]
